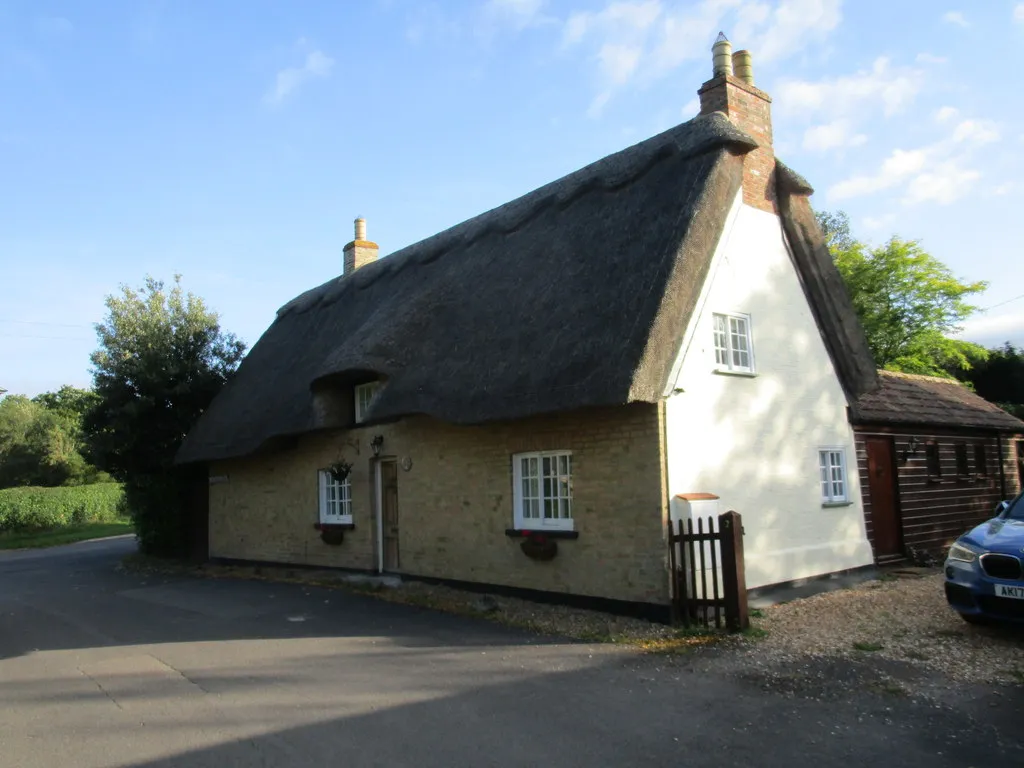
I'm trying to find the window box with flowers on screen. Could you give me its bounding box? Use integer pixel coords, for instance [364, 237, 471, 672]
[518, 530, 559, 561]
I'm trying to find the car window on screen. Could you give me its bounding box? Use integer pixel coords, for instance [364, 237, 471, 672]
[1005, 494, 1024, 520]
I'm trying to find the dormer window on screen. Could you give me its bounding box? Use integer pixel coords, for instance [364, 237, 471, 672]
[355, 382, 380, 424]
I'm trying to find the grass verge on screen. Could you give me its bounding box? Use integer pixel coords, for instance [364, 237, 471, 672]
[0, 520, 134, 550]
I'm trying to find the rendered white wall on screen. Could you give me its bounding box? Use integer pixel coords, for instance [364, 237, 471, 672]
[664, 196, 874, 589]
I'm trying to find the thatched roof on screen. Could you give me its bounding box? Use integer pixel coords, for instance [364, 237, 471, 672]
[852, 370, 1024, 432]
[177, 112, 877, 464]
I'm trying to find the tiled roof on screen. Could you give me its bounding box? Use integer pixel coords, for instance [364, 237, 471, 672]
[852, 370, 1024, 432]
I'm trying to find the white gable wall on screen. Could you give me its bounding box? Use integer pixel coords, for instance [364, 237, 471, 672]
[664, 195, 874, 589]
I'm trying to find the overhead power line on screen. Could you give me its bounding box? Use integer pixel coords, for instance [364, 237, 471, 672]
[980, 293, 1024, 312]
[0, 319, 92, 329]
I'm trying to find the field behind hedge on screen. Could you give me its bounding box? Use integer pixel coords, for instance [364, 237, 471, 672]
[0, 483, 126, 531]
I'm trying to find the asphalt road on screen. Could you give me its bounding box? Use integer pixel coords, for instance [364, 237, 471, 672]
[1, 537, 1021, 767]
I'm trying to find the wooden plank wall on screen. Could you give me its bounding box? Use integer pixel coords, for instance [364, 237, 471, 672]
[855, 428, 1023, 559]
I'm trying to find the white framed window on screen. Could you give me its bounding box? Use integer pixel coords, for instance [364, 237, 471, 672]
[818, 448, 848, 504]
[355, 382, 380, 423]
[318, 470, 353, 524]
[513, 451, 573, 531]
[712, 312, 754, 373]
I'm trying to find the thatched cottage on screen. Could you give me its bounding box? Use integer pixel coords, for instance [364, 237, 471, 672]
[177, 37, 881, 617]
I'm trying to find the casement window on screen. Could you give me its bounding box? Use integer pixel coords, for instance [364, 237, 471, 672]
[974, 444, 988, 477]
[513, 451, 573, 531]
[818, 448, 848, 504]
[955, 443, 970, 478]
[712, 312, 754, 373]
[926, 442, 941, 479]
[354, 382, 380, 423]
[318, 470, 352, 525]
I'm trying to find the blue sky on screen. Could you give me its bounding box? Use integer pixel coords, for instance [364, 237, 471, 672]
[2, 0, 1023, 396]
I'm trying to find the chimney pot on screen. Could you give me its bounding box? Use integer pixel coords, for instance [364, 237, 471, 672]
[732, 50, 754, 85]
[712, 32, 733, 78]
[344, 216, 378, 275]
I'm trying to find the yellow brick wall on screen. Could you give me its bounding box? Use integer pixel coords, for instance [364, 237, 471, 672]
[209, 404, 669, 604]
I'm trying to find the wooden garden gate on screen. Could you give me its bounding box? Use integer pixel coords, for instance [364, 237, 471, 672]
[668, 510, 748, 631]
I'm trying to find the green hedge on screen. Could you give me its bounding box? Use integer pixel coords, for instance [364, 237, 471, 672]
[0, 483, 126, 532]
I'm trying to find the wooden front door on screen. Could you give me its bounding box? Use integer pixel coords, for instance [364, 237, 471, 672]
[380, 460, 400, 572]
[865, 437, 902, 557]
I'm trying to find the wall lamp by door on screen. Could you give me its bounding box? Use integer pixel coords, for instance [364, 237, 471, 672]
[901, 436, 919, 463]
[370, 435, 384, 457]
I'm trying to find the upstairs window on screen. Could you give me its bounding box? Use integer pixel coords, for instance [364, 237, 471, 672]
[355, 382, 380, 423]
[318, 469, 352, 525]
[713, 312, 754, 374]
[818, 448, 848, 504]
[513, 451, 573, 531]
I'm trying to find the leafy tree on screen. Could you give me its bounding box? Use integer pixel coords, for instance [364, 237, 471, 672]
[33, 386, 100, 422]
[957, 343, 1024, 418]
[816, 210, 988, 377]
[86, 276, 245, 555]
[0, 393, 104, 488]
[815, 209, 856, 253]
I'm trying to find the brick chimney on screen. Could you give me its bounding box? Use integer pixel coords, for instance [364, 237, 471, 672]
[343, 216, 378, 274]
[698, 33, 775, 213]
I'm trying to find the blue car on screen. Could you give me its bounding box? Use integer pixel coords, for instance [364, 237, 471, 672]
[945, 492, 1024, 624]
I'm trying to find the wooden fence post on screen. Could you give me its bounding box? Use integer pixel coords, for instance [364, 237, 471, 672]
[718, 510, 748, 631]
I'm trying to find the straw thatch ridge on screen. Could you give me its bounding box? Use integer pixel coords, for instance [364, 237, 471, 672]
[776, 160, 879, 401]
[852, 370, 1024, 432]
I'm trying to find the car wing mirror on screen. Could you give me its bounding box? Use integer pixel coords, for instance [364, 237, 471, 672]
[995, 500, 1010, 518]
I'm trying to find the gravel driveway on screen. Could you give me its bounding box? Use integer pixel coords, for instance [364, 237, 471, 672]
[749, 570, 1024, 685]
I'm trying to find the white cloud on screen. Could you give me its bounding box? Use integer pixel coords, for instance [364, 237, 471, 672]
[950, 119, 1000, 144]
[1015, 4, 1024, 23]
[802, 119, 867, 152]
[902, 161, 980, 205]
[681, 96, 701, 117]
[480, 0, 555, 35]
[830, 149, 927, 199]
[775, 57, 923, 118]
[934, 106, 959, 123]
[959, 311, 1024, 344]
[915, 52, 948, 64]
[264, 48, 334, 106]
[991, 181, 1017, 196]
[828, 117, 1001, 205]
[942, 10, 969, 27]
[746, 0, 842, 63]
[862, 214, 896, 231]
[565, 0, 842, 116]
[35, 16, 74, 38]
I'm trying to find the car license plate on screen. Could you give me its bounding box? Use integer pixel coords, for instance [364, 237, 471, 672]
[996, 584, 1024, 600]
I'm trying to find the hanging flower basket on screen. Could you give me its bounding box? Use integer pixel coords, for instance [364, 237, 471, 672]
[519, 531, 558, 561]
[326, 461, 353, 483]
[314, 522, 346, 545]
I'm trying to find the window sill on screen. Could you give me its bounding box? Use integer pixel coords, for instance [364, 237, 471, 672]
[712, 368, 757, 378]
[505, 528, 579, 540]
[821, 501, 853, 508]
[314, 521, 355, 530]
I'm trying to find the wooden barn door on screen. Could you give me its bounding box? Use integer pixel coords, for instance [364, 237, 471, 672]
[865, 437, 902, 557]
[1017, 441, 1024, 493]
[379, 460, 400, 572]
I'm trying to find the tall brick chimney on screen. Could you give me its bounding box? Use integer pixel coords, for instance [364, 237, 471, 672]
[343, 216, 378, 274]
[698, 33, 775, 213]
